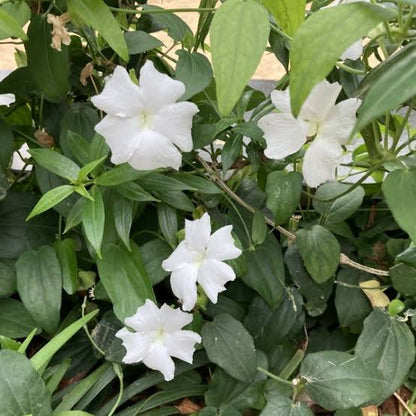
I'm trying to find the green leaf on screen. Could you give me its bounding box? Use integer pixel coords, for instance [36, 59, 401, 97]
[296, 225, 340, 283]
[261, 0, 305, 36]
[0, 1, 30, 40]
[140, 173, 196, 192]
[82, 187, 105, 258]
[95, 163, 147, 186]
[241, 234, 285, 308]
[0, 7, 27, 40]
[383, 169, 416, 243]
[202, 313, 257, 382]
[157, 203, 177, 247]
[140, 239, 172, 286]
[356, 43, 416, 131]
[27, 185, 75, 220]
[54, 239, 78, 295]
[390, 263, 416, 296]
[55, 412, 93, 416]
[355, 308, 415, 400]
[290, 3, 394, 116]
[124, 30, 164, 55]
[0, 350, 52, 416]
[301, 351, 385, 410]
[64, 197, 86, 233]
[77, 156, 107, 182]
[266, 171, 303, 225]
[117, 182, 158, 202]
[0, 260, 16, 297]
[175, 50, 213, 100]
[171, 174, 221, 194]
[16, 246, 62, 334]
[261, 396, 313, 416]
[26, 15, 70, 102]
[0, 298, 39, 338]
[113, 194, 133, 250]
[313, 183, 364, 224]
[68, 0, 129, 61]
[30, 309, 98, 372]
[30, 149, 80, 181]
[335, 269, 371, 327]
[252, 210, 267, 245]
[0, 120, 13, 172]
[222, 135, 243, 172]
[96, 243, 155, 321]
[211, 0, 270, 115]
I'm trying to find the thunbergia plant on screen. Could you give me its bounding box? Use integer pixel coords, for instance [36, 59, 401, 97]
[1, 0, 416, 415]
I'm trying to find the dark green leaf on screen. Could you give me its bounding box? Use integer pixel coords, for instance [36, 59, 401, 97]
[96, 243, 155, 321]
[95, 164, 147, 186]
[54, 239, 78, 295]
[390, 263, 416, 296]
[355, 308, 415, 400]
[290, 3, 394, 116]
[296, 225, 340, 283]
[300, 351, 385, 410]
[26, 15, 70, 102]
[140, 239, 172, 285]
[211, 0, 270, 115]
[64, 197, 86, 233]
[0, 120, 13, 171]
[252, 210, 267, 245]
[0, 350, 52, 416]
[266, 171, 303, 225]
[202, 313, 257, 382]
[0, 298, 39, 338]
[113, 194, 133, 250]
[124, 30, 163, 55]
[117, 182, 158, 202]
[67, 131, 90, 166]
[171, 174, 221, 194]
[16, 246, 62, 334]
[157, 203, 177, 247]
[0, 260, 16, 297]
[261, 396, 313, 416]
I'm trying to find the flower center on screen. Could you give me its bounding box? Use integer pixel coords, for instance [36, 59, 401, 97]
[307, 120, 320, 137]
[138, 111, 153, 130]
[154, 327, 166, 343]
[193, 251, 206, 268]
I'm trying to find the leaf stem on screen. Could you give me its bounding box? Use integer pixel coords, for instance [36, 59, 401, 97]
[279, 349, 305, 380]
[258, 367, 293, 386]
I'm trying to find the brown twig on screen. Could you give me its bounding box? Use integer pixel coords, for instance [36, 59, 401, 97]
[197, 156, 390, 277]
[395, 392, 416, 416]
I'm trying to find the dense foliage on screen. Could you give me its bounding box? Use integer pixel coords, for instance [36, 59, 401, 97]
[1, 0, 416, 415]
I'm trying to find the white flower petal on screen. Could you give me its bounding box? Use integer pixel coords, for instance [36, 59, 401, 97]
[159, 303, 193, 331]
[115, 328, 153, 364]
[302, 138, 343, 188]
[128, 130, 182, 171]
[299, 80, 342, 122]
[165, 330, 201, 363]
[124, 299, 161, 332]
[270, 89, 291, 113]
[162, 241, 195, 272]
[341, 40, 363, 61]
[139, 61, 185, 112]
[320, 98, 361, 145]
[0, 93, 15, 107]
[170, 264, 199, 311]
[206, 225, 241, 261]
[142, 342, 176, 381]
[91, 66, 142, 117]
[184, 213, 211, 253]
[153, 102, 199, 152]
[258, 113, 308, 160]
[197, 259, 236, 304]
[94, 115, 141, 164]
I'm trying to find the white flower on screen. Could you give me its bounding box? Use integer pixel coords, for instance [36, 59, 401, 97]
[258, 80, 360, 187]
[0, 71, 15, 107]
[162, 213, 242, 311]
[91, 62, 199, 171]
[116, 299, 201, 381]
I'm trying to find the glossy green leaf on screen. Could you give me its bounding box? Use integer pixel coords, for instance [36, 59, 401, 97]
[241, 234, 285, 309]
[26, 15, 70, 102]
[252, 210, 267, 245]
[211, 0, 270, 115]
[27, 185, 75, 220]
[355, 308, 415, 400]
[0, 350, 52, 416]
[157, 203, 177, 247]
[356, 43, 416, 131]
[290, 3, 394, 116]
[301, 351, 385, 410]
[313, 182, 365, 224]
[296, 225, 340, 283]
[95, 164, 147, 186]
[261, 0, 305, 36]
[266, 171, 303, 225]
[124, 30, 163, 55]
[77, 156, 107, 182]
[383, 169, 416, 243]
[54, 238, 78, 295]
[0, 298, 39, 338]
[82, 187, 105, 258]
[117, 182, 158, 202]
[64, 197, 86, 233]
[96, 243, 155, 321]
[202, 313, 257, 382]
[261, 395, 313, 416]
[16, 246, 62, 334]
[68, 0, 129, 61]
[390, 263, 416, 296]
[113, 194, 133, 250]
[176, 50, 213, 100]
[30, 149, 80, 181]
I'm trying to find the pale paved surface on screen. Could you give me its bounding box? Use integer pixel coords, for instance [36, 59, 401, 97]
[0, 0, 284, 80]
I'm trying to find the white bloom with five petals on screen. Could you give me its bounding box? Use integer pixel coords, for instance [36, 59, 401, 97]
[258, 80, 360, 188]
[116, 299, 201, 381]
[162, 213, 242, 311]
[91, 62, 199, 171]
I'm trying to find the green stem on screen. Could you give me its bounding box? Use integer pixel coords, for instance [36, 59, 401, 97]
[258, 367, 293, 386]
[81, 297, 106, 356]
[109, 6, 216, 14]
[279, 349, 305, 380]
[270, 23, 293, 41]
[336, 61, 366, 75]
[108, 364, 124, 416]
